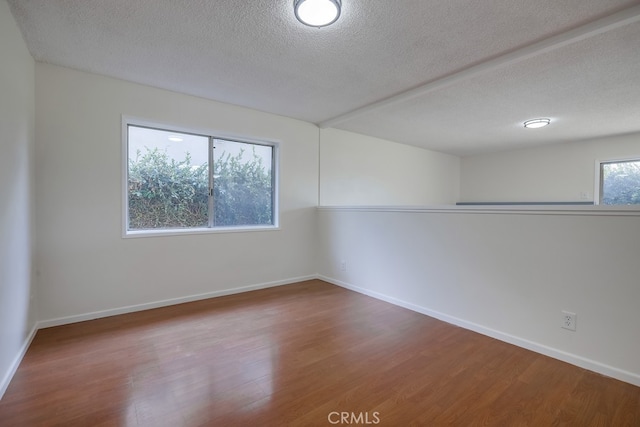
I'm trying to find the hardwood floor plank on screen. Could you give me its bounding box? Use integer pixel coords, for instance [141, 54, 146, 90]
[1, 280, 638, 426]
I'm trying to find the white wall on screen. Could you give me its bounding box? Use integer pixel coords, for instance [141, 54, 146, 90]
[35, 63, 319, 323]
[0, 0, 37, 397]
[320, 128, 459, 206]
[461, 133, 640, 203]
[317, 207, 640, 386]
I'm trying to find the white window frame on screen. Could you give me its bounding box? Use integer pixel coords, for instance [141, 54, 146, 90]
[594, 156, 640, 205]
[122, 116, 279, 238]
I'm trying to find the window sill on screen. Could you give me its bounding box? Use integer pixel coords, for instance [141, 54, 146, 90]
[123, 225, 280, 239]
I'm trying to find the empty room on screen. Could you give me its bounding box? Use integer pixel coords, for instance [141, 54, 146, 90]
[1, 0, 640, 425]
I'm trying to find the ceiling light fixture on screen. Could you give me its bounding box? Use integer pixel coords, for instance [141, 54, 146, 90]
[168, 136, 183, 142]
[294, 0, 341, 28]
[523, 118, 551, 129]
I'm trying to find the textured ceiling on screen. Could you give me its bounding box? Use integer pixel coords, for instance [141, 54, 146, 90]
[7, 0, 640, 155]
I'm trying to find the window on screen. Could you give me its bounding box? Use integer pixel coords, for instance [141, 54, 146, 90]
[597, 158, 640, 205]
[124, 119, 277, 235]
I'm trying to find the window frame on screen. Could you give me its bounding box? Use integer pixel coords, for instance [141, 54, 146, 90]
[122, 116, 279, 238]
[594, 156, 640, 206]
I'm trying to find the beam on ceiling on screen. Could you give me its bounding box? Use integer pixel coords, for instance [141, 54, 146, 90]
[319, 4, 640, 129]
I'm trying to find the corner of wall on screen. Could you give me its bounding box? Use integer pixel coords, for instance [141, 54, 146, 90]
[0, 0, 37, 399]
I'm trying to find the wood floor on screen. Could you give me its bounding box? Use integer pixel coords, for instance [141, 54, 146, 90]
[1, 280, 639, 426]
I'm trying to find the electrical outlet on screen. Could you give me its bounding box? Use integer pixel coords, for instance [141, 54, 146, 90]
[340, 260, 347, 272]
[561, 311, 576, 331]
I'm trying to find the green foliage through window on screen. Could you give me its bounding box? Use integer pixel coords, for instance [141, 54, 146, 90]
[601, 160, 640, 205]
[128, 148, 209, 229]
[127, 125, 274, 231]
[214, 147, 273, 226]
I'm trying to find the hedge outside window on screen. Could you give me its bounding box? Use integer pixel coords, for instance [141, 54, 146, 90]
[599, 159, 640, 205]
[125, 123, 276, 234]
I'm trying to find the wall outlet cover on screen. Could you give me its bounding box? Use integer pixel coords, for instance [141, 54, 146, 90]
[561, 310, 577, 331]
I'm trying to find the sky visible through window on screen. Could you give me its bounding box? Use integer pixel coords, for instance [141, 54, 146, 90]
[128, 126, 272, 171]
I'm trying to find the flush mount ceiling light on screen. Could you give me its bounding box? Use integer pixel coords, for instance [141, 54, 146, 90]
[294, 0, 341, 28]
[523, 118, 551, 129]
[168, 135, 183, 142]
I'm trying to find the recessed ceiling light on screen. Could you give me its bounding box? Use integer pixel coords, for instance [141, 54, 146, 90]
[523, 118, 551, 129]
[168, 136, 183, 142]
[294, 0, 341, 28]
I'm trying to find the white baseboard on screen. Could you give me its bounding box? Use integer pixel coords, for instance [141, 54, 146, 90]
[38, 275, 317, 329]
[0, 324, 38, 400]
[10, 273, 637, 400]
[319, 275, 640, 388]
[1, 275, 317, 400]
